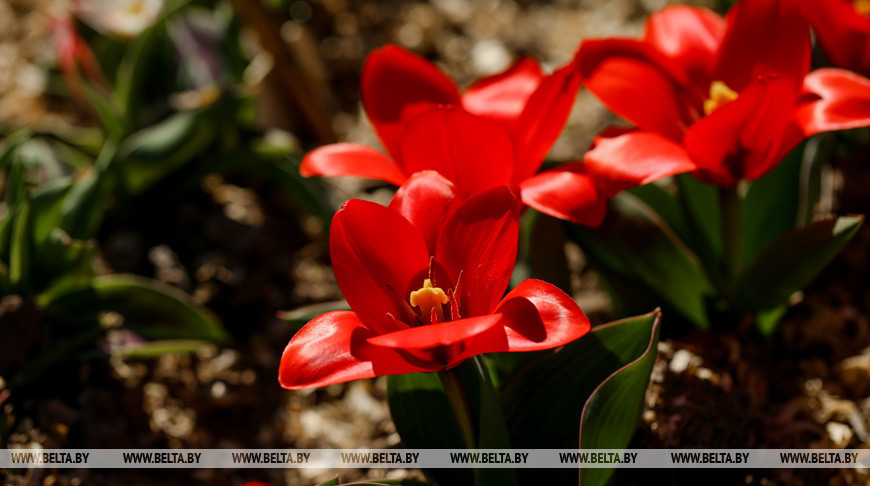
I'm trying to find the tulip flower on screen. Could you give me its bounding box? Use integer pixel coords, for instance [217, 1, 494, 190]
[799, 0, 870, 75]
[74, 0, 164, 38]
[279, 174, 590, 389]
[300, 45, 618, 226]
[576, 0, 870, 187]
[50, 13, 107, 99]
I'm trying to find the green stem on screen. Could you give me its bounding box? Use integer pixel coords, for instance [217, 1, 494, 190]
[438, 368, 476, 450]
[719, 185, 742, 280]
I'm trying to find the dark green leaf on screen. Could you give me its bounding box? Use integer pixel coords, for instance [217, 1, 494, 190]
[278, 299, 350, 328]
[387, 372, 470, 486]
[579, 311, 662, 486]
[112, 339, 215, 358]
[45, 274, 228, 342]
[734, 215, 864, 313]
[81, 82, 126, 139]
[675, 173, 723, 263]
[29, 179, 74, 248]
[116, 110, 217, 195]
[569, 193, 715, 328]
[246, 145, 337, 230]
[58, 168, 113, 240]
[8, 201, 31, 291]
[469, 356, 516, 486]
[741, 144, 803, 267]
[502, 310, 661, 486]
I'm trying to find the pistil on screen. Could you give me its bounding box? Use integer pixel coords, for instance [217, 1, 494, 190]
[703, 81, 739, 116]
[410, 279, 448, 324]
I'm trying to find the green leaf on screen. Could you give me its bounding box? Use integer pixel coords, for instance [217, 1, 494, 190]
[44, 274, 228, 342]
[32, 229, 95, 296]
[29, 179, 74, 248]
[469, 356, 516, 486]
[578, 311, 662, 486]
[116, 110, 217, 195]
[58, 168, 113, 240]
[81, 82, 126, 139]
[569, 193, 715, 328]
[246, 145, 337, 230]
[755, 304, 789, 336]
[734, 215, 864, 313]
[278, 299, 350, 328]
[387, 358, 515, 486]
[741, 144, 803, 267]
[387, 372, 471, 486]
[8, 201, 32, 291]
[59, 141, 119, 240]
[111, 339, 215, 358]
[0, 129, 31, 171]
[502, 310, 661, 486]
[675, 173, 723, 268]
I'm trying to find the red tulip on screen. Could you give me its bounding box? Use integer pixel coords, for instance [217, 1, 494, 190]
[799, 0, 870, 75]
[49, 13, 107, 99]
[279, 174, 590, 389]
[299, 45, 615, 226]
[576, 0, 870, 187]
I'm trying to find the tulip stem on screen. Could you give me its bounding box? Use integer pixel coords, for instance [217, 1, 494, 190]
[438, 368, 476, 450]
[719, 185, 742, 279]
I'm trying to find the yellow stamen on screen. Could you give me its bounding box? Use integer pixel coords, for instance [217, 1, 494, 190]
[703, 81, 739, 116]
[409, 279, 448, 324]
[855, 0, 870, 16]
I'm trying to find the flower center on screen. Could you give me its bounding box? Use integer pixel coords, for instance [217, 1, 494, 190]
[410, 279, 448, 324]
[703, 81, 739, 116]
[855, 0, 870, 16]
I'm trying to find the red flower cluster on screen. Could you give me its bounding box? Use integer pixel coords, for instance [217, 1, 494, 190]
[280, 0, 870, 389]
[299, 45, 623, 226]
[578, 0, 870, 186]
[279, 173, 590, 389]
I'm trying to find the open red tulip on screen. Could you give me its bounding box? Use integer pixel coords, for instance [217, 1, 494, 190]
[799, 0, 870, 75]
[577, 0, 870, 187]
[299, 45, 613, 226]
[279, 174, 590, 389]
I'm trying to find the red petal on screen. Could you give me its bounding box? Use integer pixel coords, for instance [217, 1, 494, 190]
[367, 314, 507, 370]
[398, 105, 515, 196]
[713, 0, 810, 91]
[799, 0, 870, 74]
[462, 58, 543, 127]
[513, 61, 583, 182]
[361, 45, 461, 157]
[330, 200, 431, 335]
[684, 75, 799, 185]
[300, 143, 408, 186]
[584, 129, 697, 188]
[435, 186, 520, 319]
[388, 171, 463, 255]
[578, 39, 692, 141]
[367, 314, 502, 350]
[797, 68, 870, 135]
[519, 164, 609, 227]
[644, 6, 725, 89]
[278, 311, 429, 389]
[495, 279, 590, 351]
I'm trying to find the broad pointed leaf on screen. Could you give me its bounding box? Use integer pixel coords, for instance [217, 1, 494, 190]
[569, 192, 715, 328]
[734, 215, 864, 316]
[502, 310, 661, 485]
[44, 274, 227, 342]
